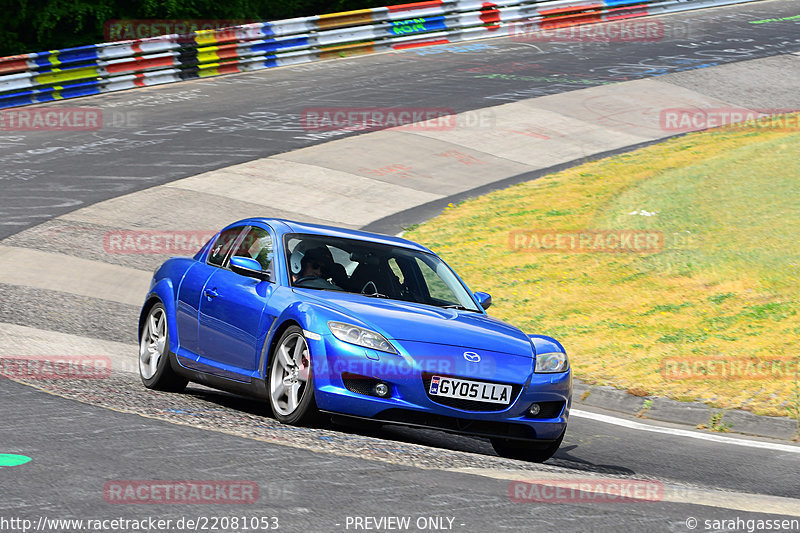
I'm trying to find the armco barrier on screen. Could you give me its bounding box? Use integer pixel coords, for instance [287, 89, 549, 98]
[0, 0, 763, 110]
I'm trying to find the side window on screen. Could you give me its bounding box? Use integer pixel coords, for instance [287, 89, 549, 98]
[232, 227, 273, 273]
[208, 227, 244, 267]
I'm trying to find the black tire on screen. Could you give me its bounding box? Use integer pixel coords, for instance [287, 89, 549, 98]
[491, 430, 565, 462]
[267, 325, 319, 425]
[138, 302, 188, 392]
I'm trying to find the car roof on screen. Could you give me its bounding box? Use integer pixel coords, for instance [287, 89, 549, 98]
[230, 218, 433, 253]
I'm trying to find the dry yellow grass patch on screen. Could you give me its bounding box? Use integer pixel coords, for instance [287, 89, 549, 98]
[407, 115, 800, 418]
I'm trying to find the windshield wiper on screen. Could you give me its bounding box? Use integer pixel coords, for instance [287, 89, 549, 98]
[441, 304, 472, 311]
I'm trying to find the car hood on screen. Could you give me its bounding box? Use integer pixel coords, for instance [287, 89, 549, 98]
[297, 290, 534, 358]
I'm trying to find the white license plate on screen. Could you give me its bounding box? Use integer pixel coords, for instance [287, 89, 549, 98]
[429, 376, 512, 405]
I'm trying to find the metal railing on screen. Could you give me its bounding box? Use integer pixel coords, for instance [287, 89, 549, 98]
[0, 0, 763, 109]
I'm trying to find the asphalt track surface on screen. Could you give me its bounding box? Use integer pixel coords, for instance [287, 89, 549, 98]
[3, 0, 800, 239]
[2, 2, 800, 532]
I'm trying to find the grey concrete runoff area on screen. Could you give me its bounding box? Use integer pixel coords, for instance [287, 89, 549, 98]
[1, 1, 800, 532]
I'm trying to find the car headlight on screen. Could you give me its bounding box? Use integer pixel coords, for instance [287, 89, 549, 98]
[535, 352, 569, 373]
[327, 321, 397, 354]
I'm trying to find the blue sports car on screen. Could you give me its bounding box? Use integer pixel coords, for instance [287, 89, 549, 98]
[138, 218, 571, 461]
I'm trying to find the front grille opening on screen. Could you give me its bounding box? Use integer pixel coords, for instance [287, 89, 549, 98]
[422, 372, 522, 412]
[342, 372, 383, 397]
[377, 408, 537, 439]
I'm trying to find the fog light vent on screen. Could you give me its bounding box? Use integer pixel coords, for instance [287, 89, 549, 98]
[525, 401, 566, 419]
[374, 382, 390, 398]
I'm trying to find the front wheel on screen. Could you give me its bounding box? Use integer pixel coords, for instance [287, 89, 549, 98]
[491, 430, 565, 462]
[268, 326, 318, 425]
[139, 302, 188, 392]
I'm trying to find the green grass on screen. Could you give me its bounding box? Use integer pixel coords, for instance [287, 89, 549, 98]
[407, 114, 800, 417]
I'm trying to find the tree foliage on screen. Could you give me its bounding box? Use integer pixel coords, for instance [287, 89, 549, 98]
[0, 0, 390, 56]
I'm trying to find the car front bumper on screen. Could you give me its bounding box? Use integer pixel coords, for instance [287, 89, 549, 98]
[307, 334, 571, 441]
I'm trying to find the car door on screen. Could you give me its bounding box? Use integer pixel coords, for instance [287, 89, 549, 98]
[198, 225, 277, 379]
[175, 226, 245, 360]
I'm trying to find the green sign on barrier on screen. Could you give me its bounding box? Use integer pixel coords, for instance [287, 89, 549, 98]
[390, 18, 430, 35]
[0, 454, 32, 468]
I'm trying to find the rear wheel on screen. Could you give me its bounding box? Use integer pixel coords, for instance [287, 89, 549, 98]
[139, 303, 188, 392]
[491, 430, 565, 462]
[268, 326, 318, 425]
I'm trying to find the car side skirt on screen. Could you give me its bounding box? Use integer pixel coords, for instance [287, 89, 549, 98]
[170, 352, 268, 399]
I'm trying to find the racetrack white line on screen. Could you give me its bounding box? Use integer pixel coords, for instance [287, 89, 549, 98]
[571, 409, 800, 453]
[451, 467, 800, 517]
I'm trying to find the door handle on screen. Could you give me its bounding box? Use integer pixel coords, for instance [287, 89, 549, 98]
[203, 288, 219, 301]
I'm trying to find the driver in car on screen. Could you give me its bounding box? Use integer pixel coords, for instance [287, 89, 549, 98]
[292, 247, 342, 290]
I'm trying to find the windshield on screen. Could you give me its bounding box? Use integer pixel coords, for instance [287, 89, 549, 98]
[284, 233, 481, 312]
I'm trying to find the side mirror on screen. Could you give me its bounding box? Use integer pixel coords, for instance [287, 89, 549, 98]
[474, 291, 492, 310]
[229, 256, 270, 281]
